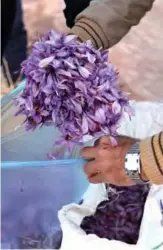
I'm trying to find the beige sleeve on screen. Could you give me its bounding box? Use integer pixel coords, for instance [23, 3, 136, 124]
[71, 0, 154, 49]
[140, 132, 163, 185]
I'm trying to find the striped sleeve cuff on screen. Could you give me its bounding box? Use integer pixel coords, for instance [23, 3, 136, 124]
[71, 18, 109, 49]
[140, 132, 163, 185]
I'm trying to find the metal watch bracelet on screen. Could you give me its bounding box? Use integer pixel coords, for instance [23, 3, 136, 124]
[125, 142, 147, 184]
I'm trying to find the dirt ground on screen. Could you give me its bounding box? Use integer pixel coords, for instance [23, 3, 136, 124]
[1, 0, 163, 101]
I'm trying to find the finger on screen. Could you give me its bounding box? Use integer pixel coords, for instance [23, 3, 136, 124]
[81, 146, 97, 159]
[93, 137, 113, 152]
[94, 136, 111, 146]
[83, 160, 99, 176]
[98, 136, 118, 150]
[84, 159, 112, 177]
[116, 136, 137, 147]
[94, 138, 101, 147]
[88, 172, 104, 184]
[98, 136, 112, 146]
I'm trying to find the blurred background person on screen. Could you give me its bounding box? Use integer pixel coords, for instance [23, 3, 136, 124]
[1, 0, 16, 58]
[64, 0, 92, 28]
[2, 0, 27, 88]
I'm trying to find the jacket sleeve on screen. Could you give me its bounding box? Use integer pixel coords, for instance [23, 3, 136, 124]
[140, 132, 163, 185]
[71, 0, 154, 49]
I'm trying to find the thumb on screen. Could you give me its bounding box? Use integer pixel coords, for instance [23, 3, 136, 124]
[95, 136, 115, 149]
[116, 136, 136, 146]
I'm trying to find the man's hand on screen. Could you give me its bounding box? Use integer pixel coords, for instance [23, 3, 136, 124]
[81, 136, 137, 186]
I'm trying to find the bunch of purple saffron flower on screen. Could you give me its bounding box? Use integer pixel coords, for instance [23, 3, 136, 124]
[15, 30, 133, 159]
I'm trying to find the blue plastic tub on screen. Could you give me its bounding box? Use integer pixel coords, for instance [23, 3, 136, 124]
[1, 83, 89, 248]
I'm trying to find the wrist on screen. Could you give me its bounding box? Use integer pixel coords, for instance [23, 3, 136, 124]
[139, 158, 149, 181]
[125, 141, 149, 184]
[117, 136, 138, 155]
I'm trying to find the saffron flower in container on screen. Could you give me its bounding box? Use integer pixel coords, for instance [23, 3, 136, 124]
[15, 30, 133, 159]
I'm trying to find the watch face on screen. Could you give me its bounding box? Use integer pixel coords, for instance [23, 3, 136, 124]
[125, 154, 140, 171]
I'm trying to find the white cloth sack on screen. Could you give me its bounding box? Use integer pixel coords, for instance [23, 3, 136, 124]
[58, 101, 163, 250]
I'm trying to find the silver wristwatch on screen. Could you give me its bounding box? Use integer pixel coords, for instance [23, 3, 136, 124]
[125, 142, 146, 184]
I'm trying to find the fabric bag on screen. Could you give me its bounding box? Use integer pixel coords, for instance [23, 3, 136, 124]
[58, 101, 163, 250]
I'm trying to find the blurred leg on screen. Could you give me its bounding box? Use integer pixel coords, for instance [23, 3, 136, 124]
[3, 0, 27, 86]
[1, 0, 16, 58]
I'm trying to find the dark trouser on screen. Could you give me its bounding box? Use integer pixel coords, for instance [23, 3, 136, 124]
[2, 0, 91, 87]
[1, 0, 16, 58]
[2, 0, 27, 87]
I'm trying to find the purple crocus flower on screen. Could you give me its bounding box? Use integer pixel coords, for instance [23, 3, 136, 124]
[15, 30, 133, 159]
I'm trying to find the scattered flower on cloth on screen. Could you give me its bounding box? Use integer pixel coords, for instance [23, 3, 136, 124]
[15, 30, 133, 158]
[58, 184, 163, 250]
[81, 184, 150, 244]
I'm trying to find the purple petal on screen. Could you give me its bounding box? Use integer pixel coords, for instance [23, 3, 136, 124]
[104, 93, 117, 102]
[78, 66, 90, 78]
[89, 88, 96, 95]
[41, 75, 54, 94]
[86, 53, 96, 64]
[57, 69, 72, 77]
[110, 136, 118, 146]
[33, 114, 42, 124]
[110, 87, 120, 99]
[39, 56, 54, 68]
[71, 99, 82, 114]
[49, 30, 61, 41]
[101, 125, 109, 134]
[70, 69, 80, 77]
[85, 40, 93, 47]
[110, 125, 118, 135]
[74, 52, 87, 59]
[31, 71, 44, 82]
[45, 96, 51, 105]
[52, 59, 61, 68]
[95, 95, 108, 104]
[87, 116, 97, 132]
[52, 110, 56, 123]
[25, 97, 33, 111]
[15, 109, 24, 116]
[57, 50, 69, 57]
[17, 97, 26, 105]
[25, 121, 36, 131]
[94, 131, 104, 138]
[47, 153, 56, 160]
[64, 34, 77, 44]
[57, 82, 70, 92]
[82, 114, 88, 134]
[75, 81, 87, 95]
[41, 110, 49, 116]
[64, 59, 76, 69]
[42, 85, 52, 94]
[47, 74, 54, 86]
[98, 81, 110, 92]
[32, 83, 39, 98]
[95, 108, 106, 123]
[124, 105, 135, 117]
[45, 40, 56, 46]
[112, 101, 121, 114]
